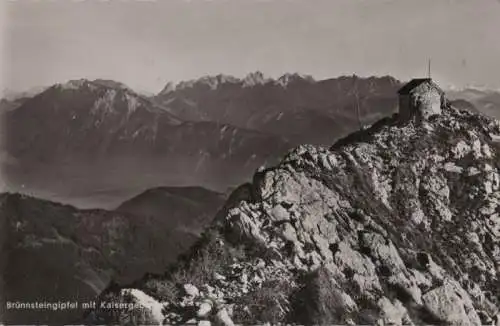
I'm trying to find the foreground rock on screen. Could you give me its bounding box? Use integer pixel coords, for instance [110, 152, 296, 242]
[91, 105, 500, 325]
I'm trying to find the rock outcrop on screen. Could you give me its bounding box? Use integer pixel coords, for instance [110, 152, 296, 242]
[91, 104, 500, 325]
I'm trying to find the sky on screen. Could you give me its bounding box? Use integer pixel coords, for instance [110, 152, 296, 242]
[1, 0, 500, 95]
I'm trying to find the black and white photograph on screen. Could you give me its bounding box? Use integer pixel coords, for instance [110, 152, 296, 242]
[0, 0, 499, 325]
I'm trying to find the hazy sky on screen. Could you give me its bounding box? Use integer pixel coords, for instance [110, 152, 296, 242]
[1, 0, 500, 94]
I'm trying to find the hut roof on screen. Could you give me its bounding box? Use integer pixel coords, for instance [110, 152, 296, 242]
[398, 78, 444, 95]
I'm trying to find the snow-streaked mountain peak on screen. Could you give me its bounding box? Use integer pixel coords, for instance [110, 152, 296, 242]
[242, 71, 271, 87]
[276, 73, 315, 87]
[174, 74, 240, 92]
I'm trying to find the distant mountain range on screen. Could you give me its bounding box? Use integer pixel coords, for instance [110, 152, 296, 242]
[1, 74, 401, 208]
[2, 74, 499, 208]
[1, 78, 290, 208]
[154, 72, 400, 144]
[448, 88, 500, 119]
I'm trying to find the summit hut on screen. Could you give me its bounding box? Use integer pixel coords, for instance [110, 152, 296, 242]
[398, 78, 445, 121]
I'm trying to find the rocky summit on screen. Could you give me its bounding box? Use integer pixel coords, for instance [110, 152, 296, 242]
[90, 103, 500, 325]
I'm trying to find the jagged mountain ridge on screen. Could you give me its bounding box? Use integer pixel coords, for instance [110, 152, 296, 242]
[154, 73, 401, 145]
[92, 104, 500, 325]
[0, 186, 225, 324]
[157, 72, 315, 95]
[2, 79, 291, 208]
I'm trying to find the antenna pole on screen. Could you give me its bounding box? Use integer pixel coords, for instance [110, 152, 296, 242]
[428, 59, 431, 79]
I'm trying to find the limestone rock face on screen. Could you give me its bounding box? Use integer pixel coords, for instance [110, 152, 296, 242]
[421, 280, 481, 326]
[93, 105, 500, 325]
[410, 82, 443, 120]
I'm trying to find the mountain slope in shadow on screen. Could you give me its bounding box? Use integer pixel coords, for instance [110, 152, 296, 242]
[0, 186, 225, 324]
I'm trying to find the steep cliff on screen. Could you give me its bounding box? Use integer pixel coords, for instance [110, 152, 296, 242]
[91, 104, 500, 325]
